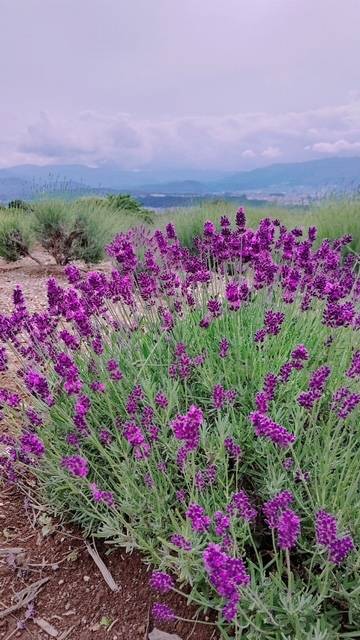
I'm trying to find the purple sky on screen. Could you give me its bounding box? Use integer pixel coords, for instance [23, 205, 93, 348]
[1, 0, 360, 170]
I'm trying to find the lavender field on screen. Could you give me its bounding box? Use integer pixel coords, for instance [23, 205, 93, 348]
[0, 205, 359, 638]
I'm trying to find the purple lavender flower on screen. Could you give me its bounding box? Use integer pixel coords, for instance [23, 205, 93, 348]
[203, 543, 250, 622]
[328, 536, 354, 565]
[20, 433, 45, 457]
[107, 359, 123, 381]
[214, 511, 231, 536]
[227, 491, 257, 522]
[144, 472, 154, 489]
[277, 509, 301, 549]
[66, 433, 79, 447]
[64, 264, 81, 284]
[186, 503, 211, 533]
[173, 491, 186, 506]
[213, 384, 226, 409]
[0, 347, 8, 372]
[165, 222, 176, 239]
[235, 206, 246, 229]
[90, 483, 114, 507]
[170, 534, 192, 551]
[207, 297, 222, 317]
[315, 510, 338, 546]
[99, 429, 113, 446]
[279, 362, 294, 383]
[224, 437, 242, 459]
[291, 344, 309, 363]
[263, 491, 294, 528]
[219, 337, 230, 358]
[309, 366, 331, 394]
[250, 411, 296, 448]
[61, 455, 89, 477]
[255, 392, 268, 413]
[150, 571, 174, 593]
[25, 370, 53, 406]
[347, 350, 360, 379]
[90, 381, 105, 393]
[171, 405, 203, 466]
[203, 220, 216, 236]
[225, 281, 249, 311]
[152, 603, 176, 622]
[264, 310, 285, 336]
[283, 457, 294, 470]
[155, 392, 168, 408]
[263, 373, 278, 401]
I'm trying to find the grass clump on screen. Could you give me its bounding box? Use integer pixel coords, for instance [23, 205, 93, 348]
[32, 200, 106, 265]
[1, 210, 359, 638]
[0, 213, 35, 262]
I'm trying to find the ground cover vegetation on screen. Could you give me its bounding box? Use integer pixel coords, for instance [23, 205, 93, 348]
[0, 206, 359, 638]
[0, 196, 359, 264]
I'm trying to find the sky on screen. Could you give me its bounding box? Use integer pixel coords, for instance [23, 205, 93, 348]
[1, 0, 360, 171]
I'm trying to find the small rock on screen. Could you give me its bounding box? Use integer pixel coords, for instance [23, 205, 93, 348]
[34, 617, 59, 638]
[58, 579, 64, 585]
[83, 575, 90, 582]
[149, 630, 183, 640]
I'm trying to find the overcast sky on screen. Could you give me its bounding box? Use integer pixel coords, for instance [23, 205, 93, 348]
[1, 0, 360, 170]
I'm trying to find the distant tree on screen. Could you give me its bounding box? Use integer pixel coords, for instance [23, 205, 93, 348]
[8, 199, 33, 212]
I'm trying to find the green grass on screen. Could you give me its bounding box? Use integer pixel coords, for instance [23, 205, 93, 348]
[158, 198, 360, 253]
[1, 196, 359, 262]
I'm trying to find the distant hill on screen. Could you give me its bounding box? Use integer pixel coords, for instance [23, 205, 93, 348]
[208, 157, 360, 192]
[0, 157, 360, 202]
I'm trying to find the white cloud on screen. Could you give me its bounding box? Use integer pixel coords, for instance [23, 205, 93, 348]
[1, 100, 360, 170]
[242, 149, 256, 158]
[310, 139, 360, 154]
[261, 146, 282, 159]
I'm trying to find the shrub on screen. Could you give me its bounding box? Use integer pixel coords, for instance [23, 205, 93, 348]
[107, 193, 153, 224]
[0, 214, 34, 262]
[1, 210, 359, 638]
[8, 199, 33, 212]
[32, 201, 104, 265]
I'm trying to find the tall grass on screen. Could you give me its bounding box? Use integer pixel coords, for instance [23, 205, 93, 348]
[159, 199, 360, 253]
[1, 196, 359, 263]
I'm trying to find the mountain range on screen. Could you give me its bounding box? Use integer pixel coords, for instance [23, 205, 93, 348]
[1, 156, 360, 202]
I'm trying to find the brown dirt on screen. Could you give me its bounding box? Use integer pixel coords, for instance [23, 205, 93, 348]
[0, 252, 219, 640]
[0, 487, 217, 640]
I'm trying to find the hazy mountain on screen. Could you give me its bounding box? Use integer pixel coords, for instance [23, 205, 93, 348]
[0, 157, 360, 202]
[209, 157, 360, 192]
[0, 164, 228, 191]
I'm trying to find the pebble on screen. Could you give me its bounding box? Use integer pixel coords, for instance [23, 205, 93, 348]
[83, 575, 90, 582]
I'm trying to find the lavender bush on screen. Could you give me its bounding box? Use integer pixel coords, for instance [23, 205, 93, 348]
[0, 210, 359, 638]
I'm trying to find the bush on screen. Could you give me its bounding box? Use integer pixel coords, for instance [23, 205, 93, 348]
[32, 201, 104, 265]
[8, 199, 33, 212]
[0, 214, 33, 262]
[1, 212, 359, 638]
[107, 193, 153, 224]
